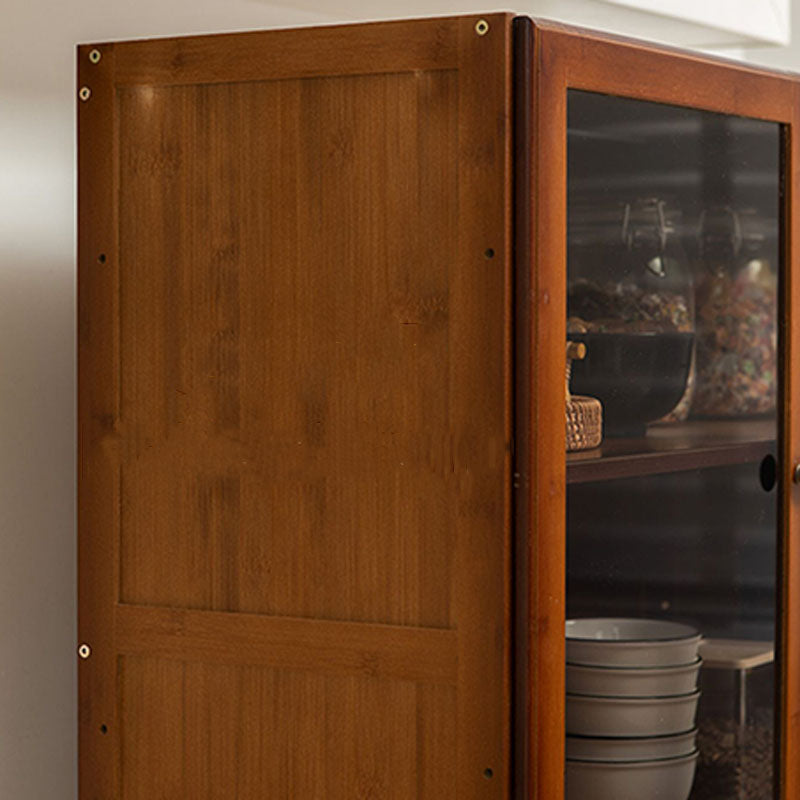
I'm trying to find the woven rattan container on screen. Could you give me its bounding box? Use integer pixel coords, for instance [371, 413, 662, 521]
[566, 342, 602, 452]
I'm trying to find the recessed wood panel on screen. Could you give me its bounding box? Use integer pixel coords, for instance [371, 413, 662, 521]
[118, 654, 457, 799]
[118, 72, 459, 626]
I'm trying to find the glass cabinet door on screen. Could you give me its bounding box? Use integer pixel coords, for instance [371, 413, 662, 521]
[564, 91, 781, 800]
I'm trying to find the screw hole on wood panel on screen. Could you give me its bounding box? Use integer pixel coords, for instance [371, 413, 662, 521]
[97, 253, 107, 264]
[484, 248, 495, 259]
[100, 724, 108, 734]
[483, 768, 493, 779]
[760, 454, 777, 492]
[475, 19, 489, 36]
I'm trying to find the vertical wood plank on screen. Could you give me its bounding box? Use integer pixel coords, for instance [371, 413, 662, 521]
[781, 83, 800, 800]
[323, 675, 418, 798]
[454, 12, 513, 797]
[529, 23, 569, 800]
[417, 683, 458, 795]
[271, 670, 329, 796]
[77, 41, 120, 800]
[183, 662, 242, 796]
[534, 45, 569, 800]
[119, 657, 186, 799]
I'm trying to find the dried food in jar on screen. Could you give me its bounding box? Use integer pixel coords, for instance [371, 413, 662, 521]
[692, 260, 776, 418]
[567, 279, 695, 432]
[567, 279, 693, 334]
[661, 353, 695, 423]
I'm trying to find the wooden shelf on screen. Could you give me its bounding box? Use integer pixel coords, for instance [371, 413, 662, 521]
[567, 419, 776, 484]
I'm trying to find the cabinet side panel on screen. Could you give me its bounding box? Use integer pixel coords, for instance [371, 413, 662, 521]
[80, 14, 511, 800]
[80, 14, 513, 799]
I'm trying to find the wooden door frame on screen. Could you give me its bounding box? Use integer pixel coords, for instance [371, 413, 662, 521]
[514, 17, 800, 799]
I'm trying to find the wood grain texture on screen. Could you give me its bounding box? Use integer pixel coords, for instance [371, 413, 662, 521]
[453, 14, 514, 796]
[111, 17, 459, 86]
[79, 13, 513, 799]
[116, 72, 464, 628]
[118, 655, 457, 799]
[780, 85, 800, 800]
[77, 41, 120, 799]
[567, 420, 776, 484]
[533, 19, 795, 121]
[526, 20, 570, 800]
[525, 19, 799, 800]
[115, 603, 458, 682]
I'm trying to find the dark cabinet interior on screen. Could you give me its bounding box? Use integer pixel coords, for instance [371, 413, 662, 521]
[564, 89, 782, 799]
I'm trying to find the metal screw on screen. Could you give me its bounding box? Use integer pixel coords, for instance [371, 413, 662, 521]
[475, 19, 490, 36]
[89, 49, 102, 64]
[78, 643, 91, 659]
[78, 86, 91, 102]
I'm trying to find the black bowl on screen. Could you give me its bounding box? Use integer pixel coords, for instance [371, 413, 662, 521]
[569, 332, 694, 437]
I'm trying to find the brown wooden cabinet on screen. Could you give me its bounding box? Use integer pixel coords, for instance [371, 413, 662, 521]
[78, 14, 800, 798]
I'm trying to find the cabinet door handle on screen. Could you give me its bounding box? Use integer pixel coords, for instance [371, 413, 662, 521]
[794, 464, 800, 484]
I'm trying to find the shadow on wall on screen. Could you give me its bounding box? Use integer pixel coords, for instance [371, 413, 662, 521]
[0, 92, 76, 799]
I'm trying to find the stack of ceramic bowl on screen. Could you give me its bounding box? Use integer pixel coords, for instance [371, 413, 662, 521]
[566, 618, 702, 800]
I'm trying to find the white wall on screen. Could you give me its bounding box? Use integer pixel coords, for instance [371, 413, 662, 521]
[1, 24, 78, 800]
[1, 1, 798, 798]
[2, 4, 328, 797]
[739, 0, 800, 67]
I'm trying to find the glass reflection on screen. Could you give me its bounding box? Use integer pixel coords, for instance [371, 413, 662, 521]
[565, 90, 780, 800]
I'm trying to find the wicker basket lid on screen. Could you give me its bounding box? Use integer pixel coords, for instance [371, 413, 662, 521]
[566, 342, 602, 452]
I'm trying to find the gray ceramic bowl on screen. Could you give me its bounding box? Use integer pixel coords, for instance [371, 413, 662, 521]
[566, 618, 701, 667]
[566, 750, 698, 800]
[566, 657, 702, 698]
[566, 728, 697, 762]
[566, 690, 700, 737]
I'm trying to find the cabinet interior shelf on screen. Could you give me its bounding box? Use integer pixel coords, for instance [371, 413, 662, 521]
[567, 419, 776, 484]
